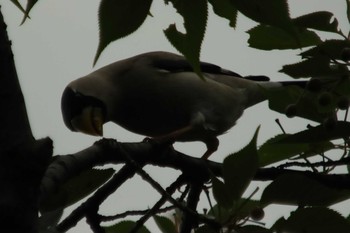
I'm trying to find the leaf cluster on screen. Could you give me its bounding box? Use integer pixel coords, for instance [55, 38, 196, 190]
[11, 0, 349, 76]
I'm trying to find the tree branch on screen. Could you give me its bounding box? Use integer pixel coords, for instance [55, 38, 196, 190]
[40, 137, 350, 232]
[41, 138, 350, 205]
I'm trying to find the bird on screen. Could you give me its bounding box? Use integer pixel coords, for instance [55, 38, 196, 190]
[61, 51, 306, 158]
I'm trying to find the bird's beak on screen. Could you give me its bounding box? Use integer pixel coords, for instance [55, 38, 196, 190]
[71, 107, 104, 136]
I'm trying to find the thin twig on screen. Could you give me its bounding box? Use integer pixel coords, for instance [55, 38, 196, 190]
[180, 183, 204, 233]
[56, 164, 138, 232]
[277, 156, 350, 169]
[100, 206, 176, 222]
[275, 119, 286, 134]
[344, 108, 349, 121]
[117, 146, 220, 230]
[130, 175, 186, 233]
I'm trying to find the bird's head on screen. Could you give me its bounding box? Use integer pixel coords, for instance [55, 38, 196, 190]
[61, 86, 107, 136]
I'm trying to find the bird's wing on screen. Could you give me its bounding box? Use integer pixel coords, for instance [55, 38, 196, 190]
[149, 51, 270, 81]
[151, 55, 241, 76]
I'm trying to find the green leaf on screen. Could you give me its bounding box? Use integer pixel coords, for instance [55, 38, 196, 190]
[208, 0, 237, 27]
[293, 11, 339, 34]
[264, 75, 350, 122]
[153, 215, 177, 233]
[282, 58, 321, 78]
[230, 0, 293, 31]
[261, 173, 350, 206]
[211, 176, 233, 209]
[346, 0, 350, 26]
[273, 207, 350, 233]
[333, 75, 350, 97]
[301, 39, 350, 60]
[222, 127, 259, 200]
[10, 0, 27, 16]
[164, 0, 207, 78]
[277, 121, 350, 143]
[259, 135, 306, 167]
[207, 199, 264, 223]
[233, 198, 262, 220]
[104, 220, 151, 233]
[21, 0, 39, 24]
[207, 204, 232, 223]
[264, 85, 332, 122]
[40, 168, 114, 212]
[281, 56, 349, 80]
[259, 134, 334, 167]
[94, 0, 152, 65]
[230, 0, 304, 46]
[247, 25, 321, 50]
[264, 85, 303, 110]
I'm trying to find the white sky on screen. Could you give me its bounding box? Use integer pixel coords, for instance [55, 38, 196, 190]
[1, 0, 349, 232]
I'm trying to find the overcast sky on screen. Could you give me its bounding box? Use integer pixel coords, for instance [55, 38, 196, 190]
[1, 0, 349, 232]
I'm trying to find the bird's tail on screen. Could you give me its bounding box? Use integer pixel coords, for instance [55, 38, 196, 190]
[279, 80, 308, 88]
[245, 80, 308, 109]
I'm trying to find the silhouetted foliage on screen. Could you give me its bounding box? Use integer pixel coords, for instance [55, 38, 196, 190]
[3, 0, 350, 233]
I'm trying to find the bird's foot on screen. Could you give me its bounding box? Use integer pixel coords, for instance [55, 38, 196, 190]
[201, 137, 219, 159]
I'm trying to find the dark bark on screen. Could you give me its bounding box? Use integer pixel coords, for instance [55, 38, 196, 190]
[0, 6, 52, 233]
